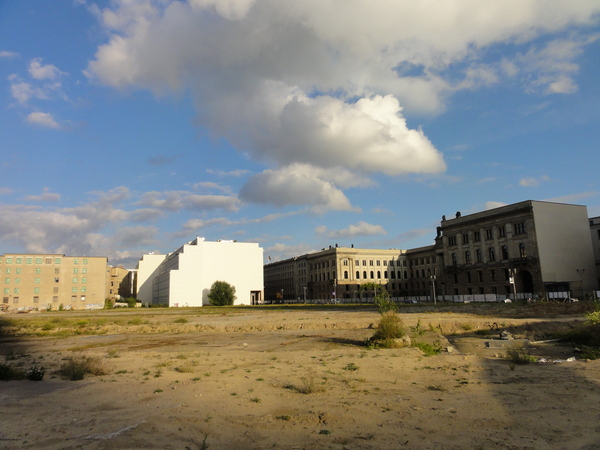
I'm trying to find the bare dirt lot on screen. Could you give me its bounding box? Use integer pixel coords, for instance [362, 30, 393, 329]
[1, 304, 600, 449]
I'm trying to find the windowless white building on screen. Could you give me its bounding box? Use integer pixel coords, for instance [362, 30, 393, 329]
[136, 237, 263, 307]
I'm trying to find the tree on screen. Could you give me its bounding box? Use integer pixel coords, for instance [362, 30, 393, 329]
[208, 281, 236, 306]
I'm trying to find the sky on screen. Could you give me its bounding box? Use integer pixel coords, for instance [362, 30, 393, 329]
[1, 0, 600, 267]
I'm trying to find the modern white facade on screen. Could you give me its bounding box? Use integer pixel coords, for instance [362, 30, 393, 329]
[136, 238, 263, 307]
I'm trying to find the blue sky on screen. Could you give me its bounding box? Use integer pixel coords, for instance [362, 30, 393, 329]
[1, 0, 600, 267]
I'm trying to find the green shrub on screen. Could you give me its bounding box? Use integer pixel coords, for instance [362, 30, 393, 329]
[0, 363, 25, 380]
[505, 343, 537, 364]
[373, 289, 396, 314]
[59, 356, 106, 381]
[413, 341, 442, 356]
[208, 281, 236, 306]
[370, 312, 406, 347]
[173, 318, 188, 324]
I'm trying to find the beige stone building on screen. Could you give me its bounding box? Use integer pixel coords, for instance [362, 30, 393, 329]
[106, 266, 135, 300]
[1, 254, 107, 310]
[265, 200, 598, 303]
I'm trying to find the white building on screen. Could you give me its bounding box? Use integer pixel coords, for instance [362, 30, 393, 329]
[136, 237, 263, 307]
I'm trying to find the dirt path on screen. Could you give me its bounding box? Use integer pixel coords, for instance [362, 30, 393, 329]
[1, 308, 599, 449]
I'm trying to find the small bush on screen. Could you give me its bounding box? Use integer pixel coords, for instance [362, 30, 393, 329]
[26, 365, 45, 381]
[173, 318, 188, 324]
[373, 289, 396, 314]
[371, 312, 406, 343]
[0, 363, 25, 380]
[59, 356, 106, 381]
[505, 343, 537, 364]
[413, 341, 442, 356]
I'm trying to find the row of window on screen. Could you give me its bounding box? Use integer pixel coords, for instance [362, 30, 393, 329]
[4, 277, 88, 284]
[451, 244, 526, 265]
[3, 286, 88, 295]
[2, 295, 88, 304]
[0, 267, 88, 275]
[451, 268, 513, 284]
[447, 223, 526, 247]
[0, 257, 89, 265]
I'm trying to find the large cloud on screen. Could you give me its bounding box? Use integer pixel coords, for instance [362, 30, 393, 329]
[86, 0, 600, 209]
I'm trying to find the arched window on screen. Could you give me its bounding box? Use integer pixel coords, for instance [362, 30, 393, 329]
[384, 271, 388, 278]
[451, 253, 457, 266]
[363, 271, 367, 279]
[519, 243, 526, 258]
[391, 271, 395, 279]
[377, 271, 381, 279]
[488, 247, 495, 262]
[502, 245, 509, 260]
[356, 271, 360, 279]
[344, 271, 348, 279]
[465, 250, 471, 264]
[370, 271, 374, 279]
[476, 249, 482, 263]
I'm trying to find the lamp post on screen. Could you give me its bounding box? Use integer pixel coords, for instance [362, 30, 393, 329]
[430, 272, 437, 305]
[509, 268, 517, 301]
[303, 285, 307, 303]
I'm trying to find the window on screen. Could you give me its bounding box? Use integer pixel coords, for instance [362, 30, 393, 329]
[13, 288, 20, 294]
[391, 271, 395, 279]
[55, 268, 60, 274]
[33, 296, 39, 303]
[370, 271, 374, 279]
[5, 268, 10, 274]
[34, 278, 40, 284]
[13, 296, 19, 303]
[501, 245, 509, 260]
[53, 287, 58, 293]
[81, 287, 87, 293]
[465, 251, 471, 264]
[54, 258, 61, 264]
[82, 268, 87, 274]
[344, 271, 348, 279]
[499, 226, 506, 238]
[74, 258, 79, 265]
[363, 271, 367, 279]
[6, 258, 12, 264]
[478, 271, 483, 282]
[34, 287, 40, 294]
[356, 271, 360, 279]
[15, 268, 21, 274]
[355, 260, 359, 266]
[448, 236, 457, 246]
[35, 268, 41, 274]
[35, 257, 42, 264]
[476, 249, 482, 263]
[4, 278, 9, 284]
[3, 288, 8, 295]
[369, 260, 374, 266]
[14, 278, 20, 284]
[45, 258, 52, 264]
[72, 287, 77, 293]
[485, 229, 493, 240]
[519, 243, 526, 258]
[451, 253, 457, 266]
[514, 223, 526, 235]
[26, 257, 32, 264]
[453, 273, 458, 284]
[73, 268, 79, 274]
[462, 234, 469, 244]
[473, 231, 481, 242]
[383, 261, 388, 266]
[384, 271, 388, 278]
[343, 259, 348, 266]
[503, 268, 510, 280]
[82, 277, 87, 283]
[80, 295, 86, 301]
[54, 277, 59, 283]
[466, 272, 472, 283]
[490, 270, 496, 281]
[15, 257, 22, 264]
[488, 247, 495, 262]
[52, 296, 58, 303]
[377, 271, 381, 278]
[71, 295, 77, 301]
[362, 260, 367, 266]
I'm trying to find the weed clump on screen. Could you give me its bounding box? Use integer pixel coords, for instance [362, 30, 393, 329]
[59, 355, 106, 380]
[0, 363, 25, 380]
[505, 343, 537, 364]
[369, 312, 407, 348]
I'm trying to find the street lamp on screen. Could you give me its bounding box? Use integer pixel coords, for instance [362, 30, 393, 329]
[430, 271, 437, 305]
[303, 286, 307, 303]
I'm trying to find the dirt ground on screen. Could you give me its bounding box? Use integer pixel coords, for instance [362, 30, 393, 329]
[1, 306, 600, 449]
